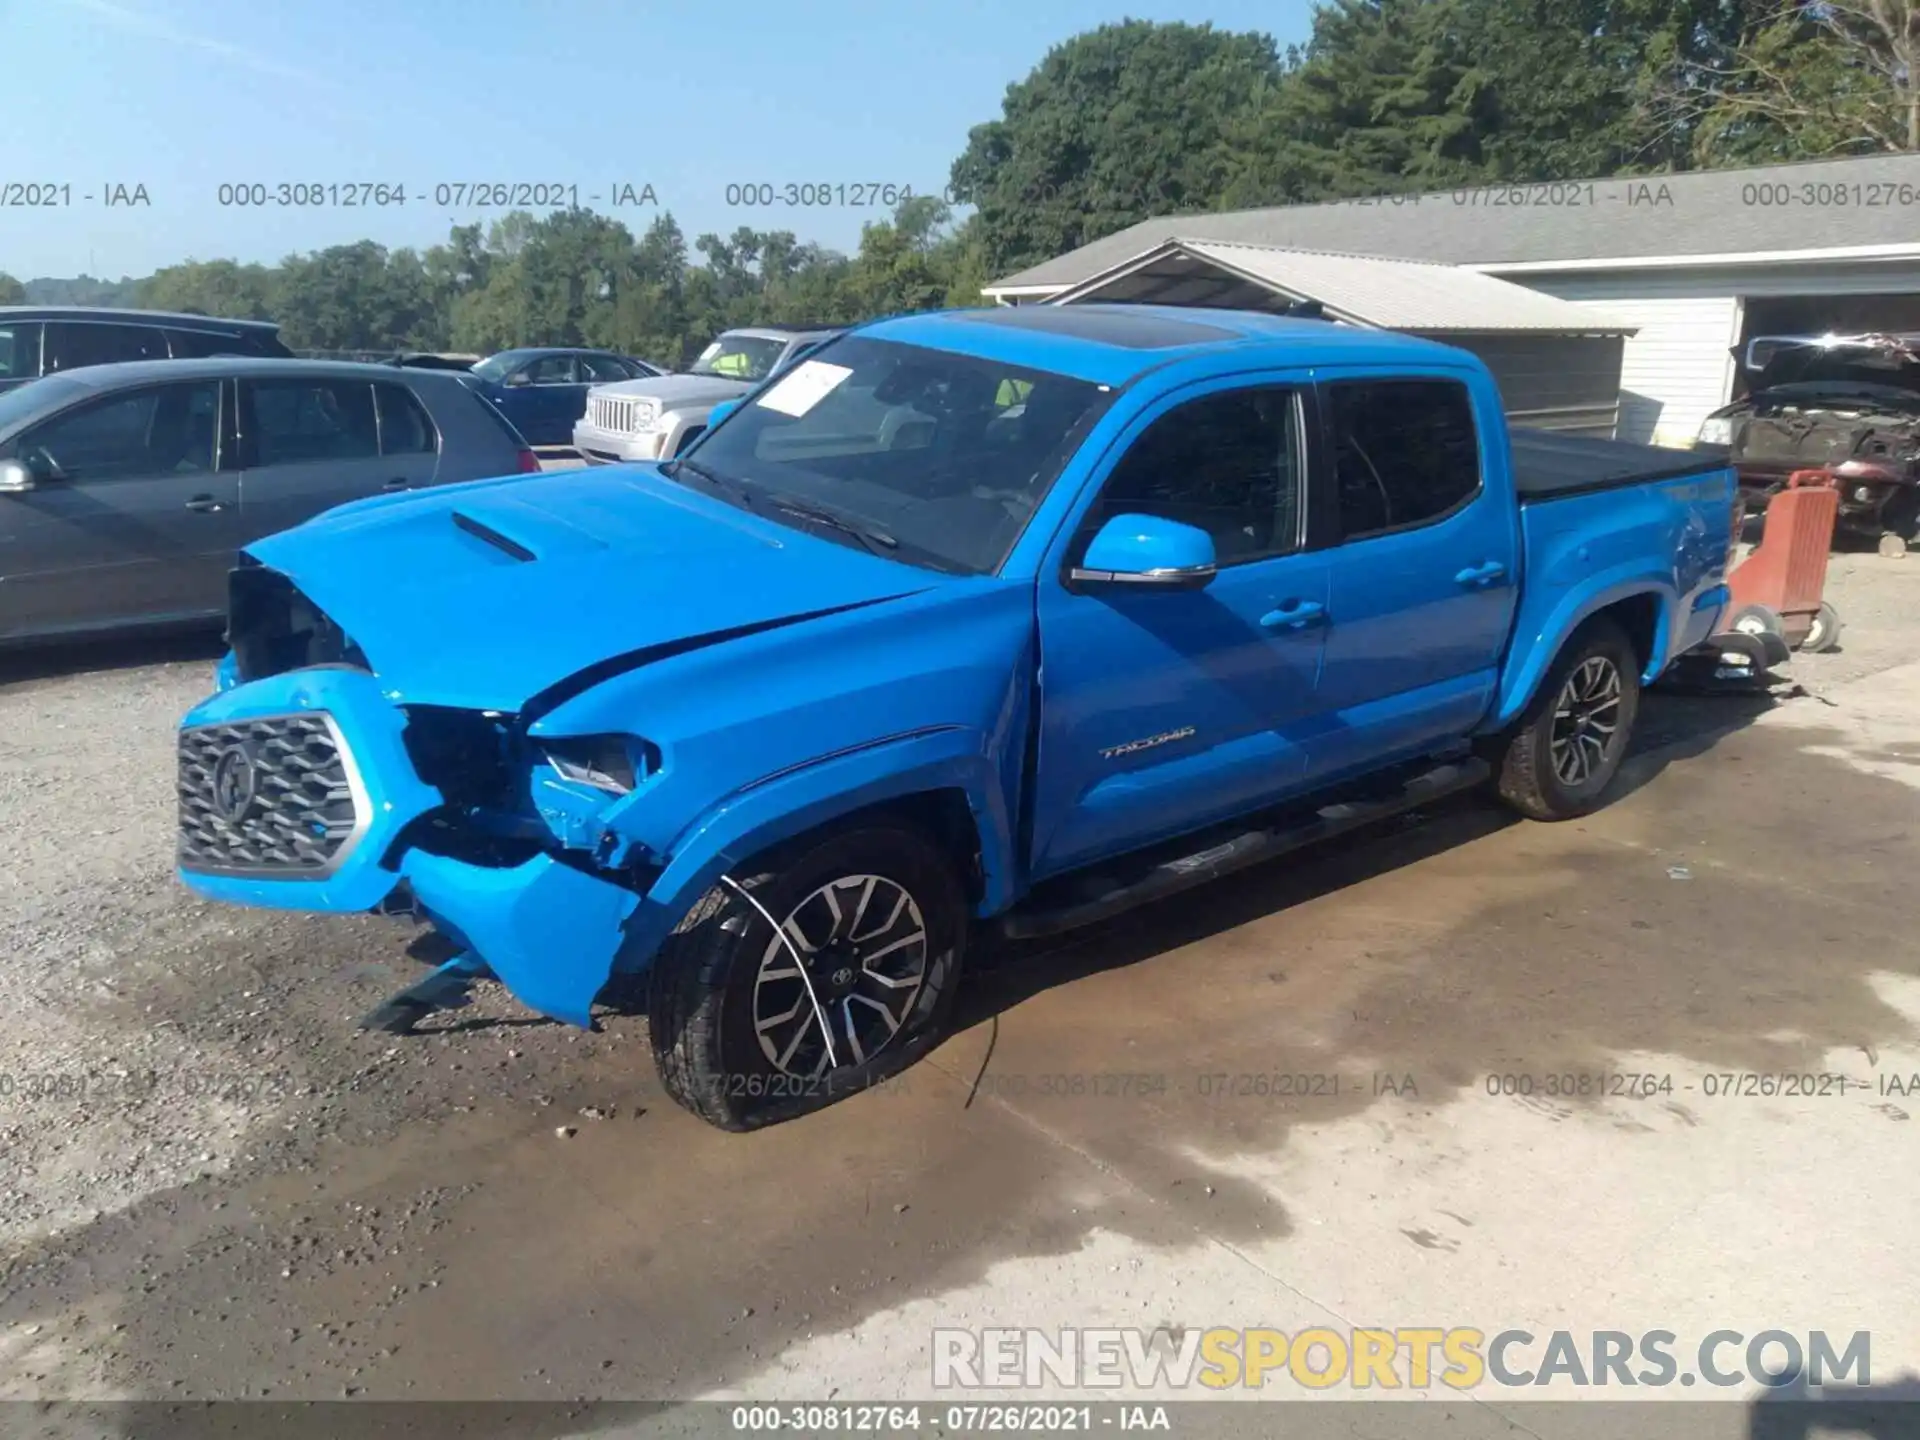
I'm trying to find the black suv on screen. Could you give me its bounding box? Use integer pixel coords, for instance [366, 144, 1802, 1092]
[0, 307, 295, 394]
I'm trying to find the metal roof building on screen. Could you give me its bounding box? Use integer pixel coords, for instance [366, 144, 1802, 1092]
[986, 152, 1920, 445]
[1043, 238, 1637, 436]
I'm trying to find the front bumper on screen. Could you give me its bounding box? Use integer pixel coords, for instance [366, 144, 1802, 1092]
[176, 666, 649, 1027]
[572, 419, 665, 465]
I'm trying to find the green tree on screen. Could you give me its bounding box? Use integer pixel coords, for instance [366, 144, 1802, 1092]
[949, 21, 1293, 276]
[0, 273, 26, 305]
[137, 258, 280, 320]
[1684, 0, 1919, 160]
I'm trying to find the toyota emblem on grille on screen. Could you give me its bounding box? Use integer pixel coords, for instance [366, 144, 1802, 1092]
[210, 742, 261, 822]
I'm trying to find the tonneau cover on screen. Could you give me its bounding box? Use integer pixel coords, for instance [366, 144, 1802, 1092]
[1510, 427, 1727, 501]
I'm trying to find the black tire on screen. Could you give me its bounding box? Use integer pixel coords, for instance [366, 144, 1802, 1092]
[647, 821, 967, 1131]
[1883, 488, 1920, 544]
[1495, 617, 1642, 822]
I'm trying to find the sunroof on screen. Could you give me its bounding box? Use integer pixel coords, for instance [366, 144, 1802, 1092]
[956, 305, 1240, 350]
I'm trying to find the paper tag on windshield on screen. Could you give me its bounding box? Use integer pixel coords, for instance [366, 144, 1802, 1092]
[756, 360, 852, 417]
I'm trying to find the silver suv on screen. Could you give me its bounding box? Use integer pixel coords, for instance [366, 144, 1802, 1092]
[572, 324, 840, 463]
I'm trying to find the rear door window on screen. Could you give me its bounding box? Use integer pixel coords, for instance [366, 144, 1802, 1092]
[43, 322, 170, 372]
[578, 354, 635, 383]
[375, 382, 438, 454]
[1323, 379, 1481, 540]
[245, 378, 380, 466]
[525, 355, 577, 385]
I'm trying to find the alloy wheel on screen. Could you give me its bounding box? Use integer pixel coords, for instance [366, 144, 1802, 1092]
[751, 874, 929, 1077]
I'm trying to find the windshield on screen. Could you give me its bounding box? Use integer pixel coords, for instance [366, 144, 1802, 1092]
[687, 334, 790, 382]
[668, 335, 1111, 575]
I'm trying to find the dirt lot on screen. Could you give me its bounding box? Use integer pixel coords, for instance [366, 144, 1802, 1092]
[1, 556, 1917, 1436]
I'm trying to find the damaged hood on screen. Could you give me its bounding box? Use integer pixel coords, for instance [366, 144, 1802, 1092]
[242, 465, 934, 713]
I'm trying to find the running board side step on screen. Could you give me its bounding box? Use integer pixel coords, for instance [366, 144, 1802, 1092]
[997, 757, 1490, 941]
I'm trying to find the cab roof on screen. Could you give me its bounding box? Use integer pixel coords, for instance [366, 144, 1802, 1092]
[856, 303, 1467, 387]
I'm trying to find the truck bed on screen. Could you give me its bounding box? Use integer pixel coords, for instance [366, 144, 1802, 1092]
[1510, 427, 1727, 502]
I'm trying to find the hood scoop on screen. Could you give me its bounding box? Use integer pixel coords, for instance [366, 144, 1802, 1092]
[452, 510, 537, 562]
[446, 494, 616, 564]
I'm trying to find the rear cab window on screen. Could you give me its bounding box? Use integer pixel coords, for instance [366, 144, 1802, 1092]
[1323, 378, 1482, 540]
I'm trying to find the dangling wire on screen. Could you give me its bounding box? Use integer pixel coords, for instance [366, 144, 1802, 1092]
[720, 873, 840, 1070]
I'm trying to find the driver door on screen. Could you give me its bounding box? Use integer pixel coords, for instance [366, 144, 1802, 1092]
[0, 378, 240, 639]
[1030, 377, 1331, 878]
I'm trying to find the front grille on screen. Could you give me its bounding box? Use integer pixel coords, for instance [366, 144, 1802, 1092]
[178, 714, 361, 875]
[590, 394, 645, 435]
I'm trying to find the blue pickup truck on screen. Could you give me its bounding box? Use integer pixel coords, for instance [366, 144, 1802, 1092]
[175, 305, 1737, 1130]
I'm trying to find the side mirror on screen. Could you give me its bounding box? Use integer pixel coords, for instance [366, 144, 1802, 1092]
[0, 458, 35, 493]
[504, 372, 532, 388]
[708, 398, 743, 428]
[1070, 513, 1216, 589]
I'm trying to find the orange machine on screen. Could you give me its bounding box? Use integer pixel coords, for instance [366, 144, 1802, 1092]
[1720, 469, 1843, 654]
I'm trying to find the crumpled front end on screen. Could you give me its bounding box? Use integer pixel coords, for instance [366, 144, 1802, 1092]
[175, 634, 657, 1029]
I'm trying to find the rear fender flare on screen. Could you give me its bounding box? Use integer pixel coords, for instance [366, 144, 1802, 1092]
[1492, 577, 1675, 731]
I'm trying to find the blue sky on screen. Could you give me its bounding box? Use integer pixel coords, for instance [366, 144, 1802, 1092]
[0, 0, 1317, 281]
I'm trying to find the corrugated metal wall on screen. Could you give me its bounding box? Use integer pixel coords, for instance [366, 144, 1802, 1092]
[1422, 333, 1626, 438]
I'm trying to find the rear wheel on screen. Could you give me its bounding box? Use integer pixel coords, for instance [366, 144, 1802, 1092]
[648, 821, 967, 1131]
[1496, 618, 1641, 821]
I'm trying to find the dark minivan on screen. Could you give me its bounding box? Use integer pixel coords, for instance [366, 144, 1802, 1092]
[0, 307, 296, 394]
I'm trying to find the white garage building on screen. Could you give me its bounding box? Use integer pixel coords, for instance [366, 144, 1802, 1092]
[982, 153, 1920, 448]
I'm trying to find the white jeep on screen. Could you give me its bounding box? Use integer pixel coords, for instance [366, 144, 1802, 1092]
[572, 324, 840, 463]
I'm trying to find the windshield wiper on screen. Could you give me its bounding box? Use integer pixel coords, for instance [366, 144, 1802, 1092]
[767, 497, 900, 558]
[663, 456, 758, 510]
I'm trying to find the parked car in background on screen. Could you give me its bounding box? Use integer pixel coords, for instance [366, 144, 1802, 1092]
[177, 305, 1736, 1131]
[573, 323, 840, 463]
[385, 352, 483, 372]
[1695, 332, 1920, 552]
[462, 347, 664, 447]
[0, 358, 539, 646]
[0, 307, 295, 394]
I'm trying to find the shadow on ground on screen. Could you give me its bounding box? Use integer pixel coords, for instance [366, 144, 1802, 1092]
[0, 627, 224, 688]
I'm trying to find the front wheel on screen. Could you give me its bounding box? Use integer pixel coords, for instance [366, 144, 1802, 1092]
[1495, 618, 1642, 821]
[647, 821, 967, 1131]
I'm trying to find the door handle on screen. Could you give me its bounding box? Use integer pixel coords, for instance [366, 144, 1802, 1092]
[381, 477, 410, 492]
[1260, 599, 1327, 631]
[1453, 560, 1507, 588]
[184, 494, 225, 513]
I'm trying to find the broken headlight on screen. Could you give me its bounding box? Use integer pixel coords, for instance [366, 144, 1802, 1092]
[541, 735, 650, 793]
